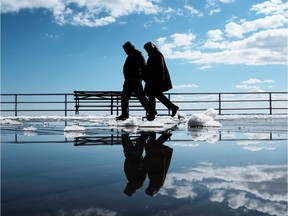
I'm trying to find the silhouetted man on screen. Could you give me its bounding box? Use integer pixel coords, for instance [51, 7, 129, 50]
[116, 41, 154, 121]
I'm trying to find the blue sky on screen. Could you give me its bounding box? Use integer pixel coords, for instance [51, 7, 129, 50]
[1, 0, 287, 94]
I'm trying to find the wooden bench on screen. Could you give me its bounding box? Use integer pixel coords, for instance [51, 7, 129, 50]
[74, 90, 139, 115]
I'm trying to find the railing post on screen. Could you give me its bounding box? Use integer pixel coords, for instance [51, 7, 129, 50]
[64, 94, 68, 116]
[116, 95, 119, 115]
[218, 93, 222, 115]
[168, 93, 171, 116]
[269, 92, 272, 115]
[110, 91, 113, 115]
[74, 91, 79, 115]
[15, 94, 18, 117]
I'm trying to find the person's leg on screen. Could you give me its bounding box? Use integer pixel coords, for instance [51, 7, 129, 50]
[147, 94, 156, 120]
[131, 80, 156, 120]
[155, 93, 179, 117]
[117, 81, 132, 120]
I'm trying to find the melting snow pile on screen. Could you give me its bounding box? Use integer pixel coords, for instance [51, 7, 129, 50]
[0, 119, 22, 125]
[107, 116, 179, 132]
[187, 108, 221, 127]
[108, 117, 140, 127]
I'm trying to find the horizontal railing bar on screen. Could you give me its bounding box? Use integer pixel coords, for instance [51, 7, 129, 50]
[2, 92, 287, 96]
[0, 109, 75, 112]
[1, 101, 74, 104]
[0, 93, 74, 96]
[1, 92, 287, 116]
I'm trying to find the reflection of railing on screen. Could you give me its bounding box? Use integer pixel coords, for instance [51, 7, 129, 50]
[74, 135, 140, 146]
[1, 91, 287, 116]
[4, 133, 287, 144]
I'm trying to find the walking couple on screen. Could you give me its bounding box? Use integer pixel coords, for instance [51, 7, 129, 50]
[116, 41, 179, 121]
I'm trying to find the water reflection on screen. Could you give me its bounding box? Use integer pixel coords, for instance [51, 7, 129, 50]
[188, 127, 220, 143]
[161, 164, 287, 216]
[122, 132, 173, 197]
[1, 119, 287, 216]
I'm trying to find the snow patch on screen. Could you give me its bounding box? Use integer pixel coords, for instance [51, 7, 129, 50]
[0, 118, 22, 125]
[187, 108, 221, 127]
[108, 117, 139, 127]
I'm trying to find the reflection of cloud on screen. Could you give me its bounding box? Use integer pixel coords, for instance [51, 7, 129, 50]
[23, 131, 38, 136]
[242, 146, 276, 152]
[171, 143, 199, 148]
[64, 132, 85, 138]
[23, 126, 37, 136]
[236, 137, 277, 152]
[56, 207, 117, 216]
[242, 132, 271, 140]
[237, 141, 261, 145]
[160, 164, 287, 216]
[210, 189, 225, 203]
[188, 127, 220, 143]
[227, 192, 287, 216]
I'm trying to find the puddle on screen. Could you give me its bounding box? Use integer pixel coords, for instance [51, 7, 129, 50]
[1, 118, 287, 216]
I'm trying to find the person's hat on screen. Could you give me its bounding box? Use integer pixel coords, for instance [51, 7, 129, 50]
[123, 41, 135, 49]
[144, 41, 158, 51]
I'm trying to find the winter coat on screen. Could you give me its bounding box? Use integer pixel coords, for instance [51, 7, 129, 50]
[143, 50, 172, 94]
[123, 49, 146, 80]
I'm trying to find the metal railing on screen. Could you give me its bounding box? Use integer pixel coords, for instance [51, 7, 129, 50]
[0, 91, 287, 116]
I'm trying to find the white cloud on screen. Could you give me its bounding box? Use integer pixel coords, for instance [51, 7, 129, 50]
[225, 14, 288, 38]
[158, 28, 288, 66]
[170, 33, 196, 47]
[1, 0, 160, 27]
[218, 0, 235, 3]
[173, 84, 199, 89]
[241, 79, 275, 84]
[234, 85, 264, 92]
[209, 8, 221, 15]
[198, 65, 212, 70]
[207, 29, 223, 41]
[233, 79, 276, 92]
[205, 0, 227, 16]
[251, 0, 288, 15]
[184, 5, 203, 17]
[155, 0, 287, 66]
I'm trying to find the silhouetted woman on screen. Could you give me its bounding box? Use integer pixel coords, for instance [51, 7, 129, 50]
[143, 42, 178, 120]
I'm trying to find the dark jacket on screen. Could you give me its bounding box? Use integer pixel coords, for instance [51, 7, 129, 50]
[143, 50, 172, 94]
[123, 49, 146, 80]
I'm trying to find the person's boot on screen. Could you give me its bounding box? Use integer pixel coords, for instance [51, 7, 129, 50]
[116, 114, 129, 121]
[171, 105, 179, 117]
[146, 114, 155, 121]
[142, 110, 157, 121]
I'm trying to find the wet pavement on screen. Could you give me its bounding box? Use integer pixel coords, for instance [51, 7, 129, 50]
[1, 118, 287, 216]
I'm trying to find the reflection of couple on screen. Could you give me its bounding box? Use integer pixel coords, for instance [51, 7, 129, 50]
[122, 132, 173, 197]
